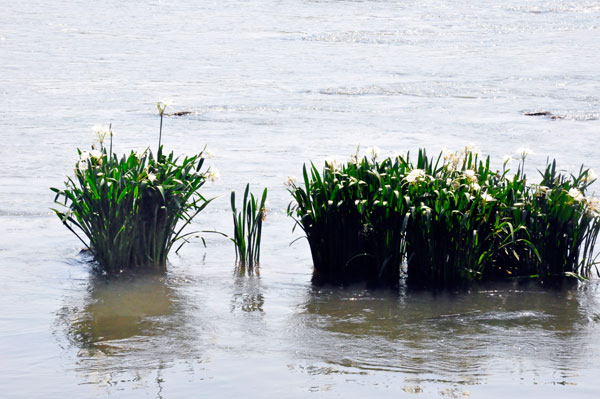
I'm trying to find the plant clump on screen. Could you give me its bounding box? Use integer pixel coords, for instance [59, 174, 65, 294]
[287, 152, 407, 284]
[287, 147, 600, 287]
[52, 130, 214, 274]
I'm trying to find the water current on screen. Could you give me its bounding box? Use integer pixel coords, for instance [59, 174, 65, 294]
[1, 0, 600, 397]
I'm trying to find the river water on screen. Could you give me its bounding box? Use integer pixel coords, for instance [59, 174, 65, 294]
[1, 0, 600, 397]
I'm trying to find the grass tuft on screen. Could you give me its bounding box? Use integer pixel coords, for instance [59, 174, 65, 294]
[231, 184, 267, 268]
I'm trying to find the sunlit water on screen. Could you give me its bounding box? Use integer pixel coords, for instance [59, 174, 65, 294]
[1, 0, 600, 397]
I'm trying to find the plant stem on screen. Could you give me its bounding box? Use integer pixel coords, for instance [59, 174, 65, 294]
[158, 113, 163, 154]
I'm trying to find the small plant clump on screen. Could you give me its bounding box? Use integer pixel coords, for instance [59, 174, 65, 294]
[52, 124, 215, 274]
[287, 147, 600, 287]
[230, 184, 268, 268]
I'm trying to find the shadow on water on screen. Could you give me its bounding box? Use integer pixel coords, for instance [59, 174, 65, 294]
[56, 272, 205, 391]
[290, 280, 600, 387]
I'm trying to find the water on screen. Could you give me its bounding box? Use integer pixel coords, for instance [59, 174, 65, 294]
[1, 0, 600, 397]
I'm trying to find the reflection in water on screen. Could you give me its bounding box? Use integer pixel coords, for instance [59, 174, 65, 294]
[65, 275, 175, 355]
[230, 266, 264, 313]
[292, 282, 600, 387]
[56, 273, 203, 392]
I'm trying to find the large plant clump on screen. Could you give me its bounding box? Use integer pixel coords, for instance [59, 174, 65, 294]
[52, 143, 214, 274]
[287, 148, 600, 287]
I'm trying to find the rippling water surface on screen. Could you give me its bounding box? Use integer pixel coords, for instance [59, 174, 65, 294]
[1, 0, 600, 397]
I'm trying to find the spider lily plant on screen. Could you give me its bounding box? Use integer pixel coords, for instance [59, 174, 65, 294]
[52, 113, 215, 273]
[288, 148, 600, 287]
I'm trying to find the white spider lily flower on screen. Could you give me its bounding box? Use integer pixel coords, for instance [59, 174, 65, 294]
[157, 100, 172, 116]
[90, 149, 102, 159]
[76, 160, 88, 172]
[405, 169, 425, 183]
[206, 168, 220, 182]
[516, 147, 533, 160]
[464, 143, 480, 156]
[588, 198, 600, 216]
[92, 125, 109, 144]
[260, 206, 268, 222]
[79, 151, 92, 161]
[147, 173, 157, 183]
[481, 192, 495, 203]
[365, 146, 381, 160]
[443, 150, 463, 170]
[452, 156, 463, 170]
[442, 148, 454, 160]
[534, 185, 549, 196]
[464, 169, 477, 183]
[284, 176, 298, 187]
[584, 169, 597, 182]
[324, 158, 340, 170]
[472, 182, 481, 191]
[568, 188, 584, 202]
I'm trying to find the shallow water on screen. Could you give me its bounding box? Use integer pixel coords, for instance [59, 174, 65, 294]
[1, 0, 600, 397]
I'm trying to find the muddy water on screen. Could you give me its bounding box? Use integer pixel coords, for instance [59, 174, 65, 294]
[1, 0, 600, 397]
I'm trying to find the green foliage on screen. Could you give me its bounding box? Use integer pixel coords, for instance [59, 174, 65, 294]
[52, 144, 214, 274]
[511, 161, 600, 280]
[287, 148, 600, 287]
[403, 149, 535, 285]
[287, 153, 408, 284]
[231, 184, 267, 267]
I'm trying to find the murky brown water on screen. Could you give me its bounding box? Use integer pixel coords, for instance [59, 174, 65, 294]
[3, 214, 600, 397]
[40, 259, 600, 398]
[2, 0, 600, 397]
